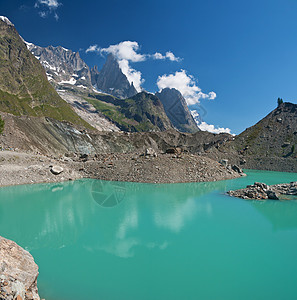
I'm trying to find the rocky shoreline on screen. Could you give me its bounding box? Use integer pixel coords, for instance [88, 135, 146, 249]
[0, 149, 245, 187]
[228, 181, 297, 200]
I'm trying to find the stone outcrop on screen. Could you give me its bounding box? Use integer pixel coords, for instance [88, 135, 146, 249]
[228, 181, 297, 200]
[91, 54, 138, 99]
[0, 236, 40, 300]
[156, 88, 199, 133]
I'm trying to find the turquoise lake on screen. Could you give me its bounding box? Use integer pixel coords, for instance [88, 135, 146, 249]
[0, 169, 297, 300]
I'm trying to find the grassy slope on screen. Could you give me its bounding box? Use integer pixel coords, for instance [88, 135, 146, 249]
[0, 20, 92, 129]
[85, 91, 173, 132]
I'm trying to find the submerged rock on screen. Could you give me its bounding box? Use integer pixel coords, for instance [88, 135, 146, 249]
[0, 236, 40, 300]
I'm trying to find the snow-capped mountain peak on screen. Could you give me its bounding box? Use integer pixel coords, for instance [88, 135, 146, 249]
[0, 16, 14, 26]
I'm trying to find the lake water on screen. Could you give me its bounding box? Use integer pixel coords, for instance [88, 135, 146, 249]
[0, 170, 297, 300]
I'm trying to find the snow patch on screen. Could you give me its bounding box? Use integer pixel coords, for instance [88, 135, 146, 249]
[0, 16, 14, 26]
[92, 86, 112, 96]
[77, 85, 88, 89]
[59, 78, 77, 85]
[47, 74, 53, 81]
[24, 41, 35, 50]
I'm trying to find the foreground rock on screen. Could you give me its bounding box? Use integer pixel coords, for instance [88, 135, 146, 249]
[50, 165, 63, 175]
[0, 236, 40, 300]
[228, 181, 297, 200]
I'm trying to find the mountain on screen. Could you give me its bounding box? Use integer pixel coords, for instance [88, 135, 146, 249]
[0, 18, 90, 128]
[85, 91, 173, 132]
[91, 54, 138, 99]
[213, 101, 297, 172]
[26, 43, 93, 90]
[156, 88, 199, 133]
[234, 102, 297, 158]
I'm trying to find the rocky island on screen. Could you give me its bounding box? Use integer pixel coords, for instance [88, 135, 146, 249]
[228, 181, 297, 200]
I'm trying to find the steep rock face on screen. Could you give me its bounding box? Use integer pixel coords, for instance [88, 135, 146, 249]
[156, 88, 199, 133]
[0, 18, 90, 128]
[0, 112, 95, 155]
[234, 102, 297, 158]
[0, 236, 40, 300]
[27, 43, 92, 90]
[92, 54, 137, 99]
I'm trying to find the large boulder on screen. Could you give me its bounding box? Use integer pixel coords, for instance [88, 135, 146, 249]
[50, 165, 63, 175]
[0, 236, 40, 300]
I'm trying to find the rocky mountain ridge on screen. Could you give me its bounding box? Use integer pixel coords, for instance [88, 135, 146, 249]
[211, 102, 297, 172]
[156, 88, 199, 133]
[26, 43, 93, 90]
[232, 102, 297, 158]
[91, 54, 138, 98]
[22, 31, 200, 133]
[26, 42, 138, 99]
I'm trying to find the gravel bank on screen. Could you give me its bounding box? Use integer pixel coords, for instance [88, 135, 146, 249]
[0, 150, 243, 187]
[0, 151, 82, 187]
[74, 152, 243, 184]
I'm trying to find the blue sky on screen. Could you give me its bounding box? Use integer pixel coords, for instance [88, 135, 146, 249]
[1, 0, 297, 134]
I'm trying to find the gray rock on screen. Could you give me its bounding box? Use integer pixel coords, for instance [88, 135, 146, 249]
[232, 164, 243, 174]
[145, 148, 157, 157]
[0, 236, 40, 300]
[220, 159, 228, 167]
[228, 181, 297, 200]
[267, 190, 280, 200]
[254, 182, 268, 191]
[50, 165, 63, 175]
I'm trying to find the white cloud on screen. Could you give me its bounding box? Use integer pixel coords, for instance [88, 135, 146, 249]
[208, 91, 216, 100]
[198, 121, 232, 134]
[165, 51, 181, 62]
[86, 44, 100, 53]
[36, 0, 61, 8]
[39, 11, 47, 18]
[153, 52, 165, 60]
[85, 41, 182, 93]
[118, 59, 144, 92]
[157, 70, 216, 105]
[152, 51, 181, 61]
[101, 41, 146, 62]
[96, 41, 146, 92]
[35, 0, 61, 20]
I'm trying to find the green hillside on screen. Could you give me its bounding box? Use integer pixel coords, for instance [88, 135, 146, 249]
[0, 20, 92, 128]
[85, 91, 173, 132]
